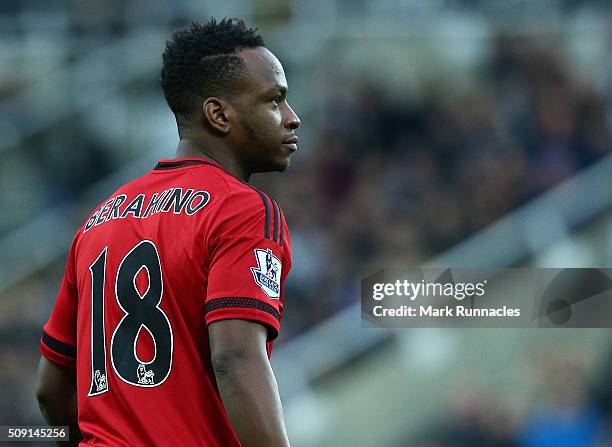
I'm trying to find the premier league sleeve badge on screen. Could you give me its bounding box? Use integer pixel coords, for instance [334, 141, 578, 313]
[251, 248, 282, 299]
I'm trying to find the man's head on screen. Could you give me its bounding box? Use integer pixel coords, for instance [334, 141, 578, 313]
[160, 19, 300, 174]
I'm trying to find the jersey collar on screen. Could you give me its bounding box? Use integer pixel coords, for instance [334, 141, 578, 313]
[153, 157, 224, 171]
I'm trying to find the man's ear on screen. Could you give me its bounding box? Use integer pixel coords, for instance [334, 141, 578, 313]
[203, 97, 231, 135]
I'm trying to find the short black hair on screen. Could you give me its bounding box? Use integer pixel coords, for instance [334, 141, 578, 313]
[160, 18, 265, 128]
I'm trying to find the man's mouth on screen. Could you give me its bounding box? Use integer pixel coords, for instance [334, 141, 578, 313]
[282, 135, 299, 152]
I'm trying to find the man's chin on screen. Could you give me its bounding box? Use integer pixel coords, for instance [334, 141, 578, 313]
[252, 159, 290, 174]
[268, 154, 292, 172]
[277, 158, 290, 171]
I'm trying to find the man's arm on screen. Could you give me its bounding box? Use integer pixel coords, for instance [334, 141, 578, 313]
[35, 357, 82, 446]
[209, 319, 290, 447]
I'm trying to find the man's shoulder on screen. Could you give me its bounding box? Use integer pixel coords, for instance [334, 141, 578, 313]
[212, 181, 289, 248]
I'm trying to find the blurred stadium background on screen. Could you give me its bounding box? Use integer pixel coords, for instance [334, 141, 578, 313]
[1, 0, 611, 446]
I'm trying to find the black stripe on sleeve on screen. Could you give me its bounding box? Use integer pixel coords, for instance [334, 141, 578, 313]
[255, 191, 271, 239]
[42, 332, 76, 358]
[278, 207, 285, 246]
[205, 297, 280, 321]
[270, 197, 280, 243]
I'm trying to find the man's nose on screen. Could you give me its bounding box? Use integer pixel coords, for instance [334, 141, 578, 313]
[284, 103, 300, 129]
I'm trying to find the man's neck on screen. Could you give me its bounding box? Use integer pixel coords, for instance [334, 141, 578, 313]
[175, 138, 249, 182]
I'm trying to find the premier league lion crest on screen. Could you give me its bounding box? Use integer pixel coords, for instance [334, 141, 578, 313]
[251, 248, 282, 298]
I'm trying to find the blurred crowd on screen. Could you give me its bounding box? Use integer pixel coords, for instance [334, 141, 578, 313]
[262, 34, 612, 339]
[407, 345, 612, 447]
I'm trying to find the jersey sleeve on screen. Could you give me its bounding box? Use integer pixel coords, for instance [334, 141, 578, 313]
[40, 232, 79, 368]
[205, 189, 291, 341]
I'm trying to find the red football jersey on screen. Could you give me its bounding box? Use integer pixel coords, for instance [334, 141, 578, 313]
[40, 158, 291, 446]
